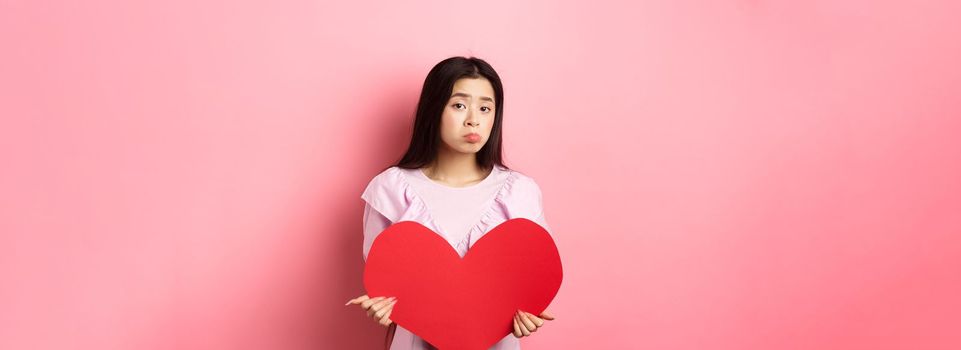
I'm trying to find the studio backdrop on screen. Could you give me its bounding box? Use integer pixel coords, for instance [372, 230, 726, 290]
[2, 1, 960, 349]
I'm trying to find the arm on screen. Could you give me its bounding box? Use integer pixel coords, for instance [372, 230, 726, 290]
[530, 181, 553, 236]
[349, 202, 398, 327]
[513, 179, 557, 337]
[363, 202, 393, 262]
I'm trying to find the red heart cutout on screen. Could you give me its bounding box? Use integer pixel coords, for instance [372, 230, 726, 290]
[364, 218, 563, 350]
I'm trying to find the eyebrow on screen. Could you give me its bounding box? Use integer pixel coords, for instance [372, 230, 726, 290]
[450, 92, 494, 102]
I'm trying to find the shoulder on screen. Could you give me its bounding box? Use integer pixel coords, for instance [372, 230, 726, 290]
[498, 168, 545, 215]
[364, 166, 400, 186]
[504, 168, 543, 197]
[361, 166, 404, 201]
[360, 166, 414, 221]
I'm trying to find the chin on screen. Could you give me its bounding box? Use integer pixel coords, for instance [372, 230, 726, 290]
[457, 145, 484, 153]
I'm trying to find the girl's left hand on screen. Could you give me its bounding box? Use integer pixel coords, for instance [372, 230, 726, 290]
[512, 309, 555, 338]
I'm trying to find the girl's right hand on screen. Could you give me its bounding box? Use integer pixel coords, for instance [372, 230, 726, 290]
[345, 294, 396, 327]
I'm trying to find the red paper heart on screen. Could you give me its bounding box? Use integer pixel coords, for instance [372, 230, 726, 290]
[364, 218, 563, 350]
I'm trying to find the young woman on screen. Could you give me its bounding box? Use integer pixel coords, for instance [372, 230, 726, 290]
[345, 56, 556, 350]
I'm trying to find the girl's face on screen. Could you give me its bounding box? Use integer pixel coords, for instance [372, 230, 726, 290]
[438, 77, 496, 155]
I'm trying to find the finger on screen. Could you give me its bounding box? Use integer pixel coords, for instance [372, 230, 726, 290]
[518, 311, 537, 332]
[539, 310, 555, 320]
[360, 296, 384, 309]
[379, 304, 394, 326]
[345, 295, 370, 306]
[367, 297, 394, 317]
[383, 303, 395, 322]
[512, 315, 523, 338]
[360, 296, 386, 310]
[519, 316, 532, 336]
[524, 312, 544, 327]
[374, 300, 395, 319]
[365, 297, 390, 315]
[517, 311, 535, 334]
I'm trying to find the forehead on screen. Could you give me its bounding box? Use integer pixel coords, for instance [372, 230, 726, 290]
[450, 77, 494, 101]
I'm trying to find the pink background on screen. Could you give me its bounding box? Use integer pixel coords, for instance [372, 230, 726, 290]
[2, 1, 960, 349]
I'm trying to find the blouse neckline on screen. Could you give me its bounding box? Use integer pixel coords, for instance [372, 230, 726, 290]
[415, 165, 501, 190]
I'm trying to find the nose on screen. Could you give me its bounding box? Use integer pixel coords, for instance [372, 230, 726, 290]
[465, 113, 479, 127]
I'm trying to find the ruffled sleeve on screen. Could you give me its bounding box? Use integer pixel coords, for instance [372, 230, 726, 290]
[360, 167, 410, 223]
[360, 166, 440, 258]
[503, 174, 553, 236]
[469, 170, 553, 248]
[362, 202, 392, 261]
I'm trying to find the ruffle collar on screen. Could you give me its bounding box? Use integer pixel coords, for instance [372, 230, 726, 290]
[386, 165, 520, 254]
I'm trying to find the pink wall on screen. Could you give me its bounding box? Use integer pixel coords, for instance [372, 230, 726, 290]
[2, 1, 960, 349]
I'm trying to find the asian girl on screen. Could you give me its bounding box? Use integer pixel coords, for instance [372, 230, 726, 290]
[345, 56, 555, 350]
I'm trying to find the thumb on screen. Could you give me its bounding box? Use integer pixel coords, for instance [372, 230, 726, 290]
[344, 295, 369, 306]
[539, 310, 555, 320]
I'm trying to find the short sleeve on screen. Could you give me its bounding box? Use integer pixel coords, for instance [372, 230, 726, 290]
[360, 167, 416, 261]
[360, 167, 409, 223]
[501, 173, 553, 237]
[362, 202, 392, 261]
[529, 180, 553, 236]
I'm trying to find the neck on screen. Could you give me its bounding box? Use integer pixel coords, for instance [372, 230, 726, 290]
[424, 145, 490, 185]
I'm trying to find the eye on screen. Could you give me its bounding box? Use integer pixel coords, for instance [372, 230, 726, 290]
[480, 106, 492, 112]
[453, 103, 466, 110]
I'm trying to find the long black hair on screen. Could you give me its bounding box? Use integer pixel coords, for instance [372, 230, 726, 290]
[392, 56, 509, 172]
